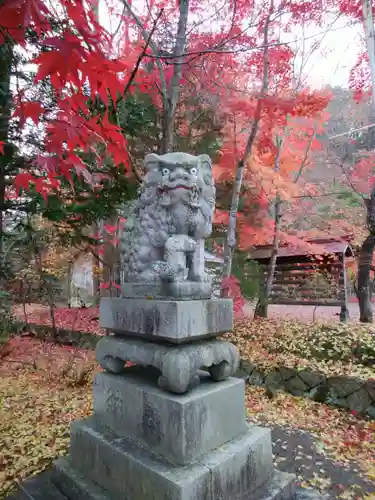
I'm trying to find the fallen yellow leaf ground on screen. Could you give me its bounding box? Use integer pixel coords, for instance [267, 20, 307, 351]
[225, 318, 375, 380]
[246, 385, 375, 498]
[0, 337, 374, 499]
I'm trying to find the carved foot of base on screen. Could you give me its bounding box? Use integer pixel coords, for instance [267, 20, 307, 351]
[96, 336, 240, 394]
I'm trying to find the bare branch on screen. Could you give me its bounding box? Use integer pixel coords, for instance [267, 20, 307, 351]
[120, 0, 167, 102]
[294, 122, 318, 183]
[111, 4, 127, 39]
[338, 153, 366, 201]
[146, 21, 354, 65]
[120, 9, 163, 100]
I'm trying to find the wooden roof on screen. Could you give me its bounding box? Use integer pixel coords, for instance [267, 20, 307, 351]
[248, 237, 355, 262]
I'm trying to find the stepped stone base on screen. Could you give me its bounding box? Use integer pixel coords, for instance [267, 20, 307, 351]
[7, 469, 327, 500]
[49, 365, 296, 500]
[7, 365, 299, 500]
[52, 418, 295, 500]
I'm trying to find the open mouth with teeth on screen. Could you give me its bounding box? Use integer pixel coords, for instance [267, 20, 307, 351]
[161, 185, 193, 191]
[159, 184, 201, 206]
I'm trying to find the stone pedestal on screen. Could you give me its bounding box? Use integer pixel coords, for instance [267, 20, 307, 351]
[46, 292, 295, 500]
[10, 296, 296, 500]
[51, 367, 295, 500]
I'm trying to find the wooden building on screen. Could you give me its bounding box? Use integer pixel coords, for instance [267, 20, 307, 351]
[248, 237, 355, 321]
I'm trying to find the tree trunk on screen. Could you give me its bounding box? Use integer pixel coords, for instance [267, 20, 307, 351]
[101, 216, 119, 298]
[222, 159, 244, 280]
[0, 42, 12, 278]
[362, 0, 375, 108]
[161, 0, 189, 153]
[359, 1, 375, 322]
[255, 197, 281, 318]
[221, 3, 272, 282]
[358, 184, 375, 322]
[358, 234, 375, 322]
[254, 133, 283, 318]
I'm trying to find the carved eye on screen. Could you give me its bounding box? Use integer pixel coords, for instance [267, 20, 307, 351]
[190, 167, 198, 176]
[161, 168, 170, 176]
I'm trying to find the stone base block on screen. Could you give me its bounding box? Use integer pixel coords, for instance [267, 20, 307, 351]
[52, 457, 295, 500]
[52, 418, 294, 500]
[12, 465, 336, 500]
[96, 336, 239, 394]
[121, 281, 213, 300]
[93, 368, 247, 465]
[99, 297, 233, 343]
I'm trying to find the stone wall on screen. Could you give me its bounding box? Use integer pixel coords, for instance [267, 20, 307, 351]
[236, 360, 375, 418]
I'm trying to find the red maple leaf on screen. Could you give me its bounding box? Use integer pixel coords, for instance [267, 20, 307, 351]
[13, 101, 44, 127]
[0, 0, 50, 44]
[0, 141, 4, 155]
[33, 43, 81, 88]
[14, 172, 35, 191]
[103, 224, 117, 234]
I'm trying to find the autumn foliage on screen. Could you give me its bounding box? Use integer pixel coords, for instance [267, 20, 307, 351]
[1, 0, 375, 317]
[0, 0, 134, 200]
[0, 0, 366, 251]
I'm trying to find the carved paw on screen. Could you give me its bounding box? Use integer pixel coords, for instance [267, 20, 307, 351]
[209, 361, 232, 381]
[159, 350, 201, 394]
[158, 374, 200, 394]
[187, 271, 210, 283]
[100, 355, 126, 374]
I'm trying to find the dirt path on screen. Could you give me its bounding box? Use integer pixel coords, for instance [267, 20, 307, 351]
[243, 302, 362, 323]
[15, 301, 365, 327]
[268, 425, 375, 499]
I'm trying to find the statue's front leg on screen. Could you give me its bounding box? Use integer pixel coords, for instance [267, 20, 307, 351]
[187, 239, 208, 282]
[163, 235, 196, 281]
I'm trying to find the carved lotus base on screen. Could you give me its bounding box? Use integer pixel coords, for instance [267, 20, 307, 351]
[96, 336, 240, 394]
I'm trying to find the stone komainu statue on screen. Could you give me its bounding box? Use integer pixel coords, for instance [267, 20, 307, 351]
[120, 152, 216, 284]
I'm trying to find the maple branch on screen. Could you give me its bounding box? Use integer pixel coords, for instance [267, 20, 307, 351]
[336, 152, 366, 201]
[148, 19, 352, 66]
[293, 12, 343, 90]
[111, 4, 127, 39]
[294, 122, 318, 183]
[120, 9, 163, 101]
[120, 0, 167, 103]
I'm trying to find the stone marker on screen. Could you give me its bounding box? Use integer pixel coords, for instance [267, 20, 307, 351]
[10, 152, 296, 500]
